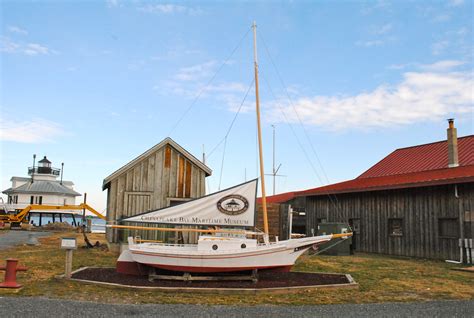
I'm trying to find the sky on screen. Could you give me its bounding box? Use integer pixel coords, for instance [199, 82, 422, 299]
[1, 0, 473, 213]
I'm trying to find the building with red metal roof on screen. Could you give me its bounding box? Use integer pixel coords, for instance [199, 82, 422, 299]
[299, 135, 474, 197]
[298, 120, 473, 261]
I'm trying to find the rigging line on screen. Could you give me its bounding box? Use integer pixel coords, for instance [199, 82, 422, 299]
[218, 136, 228, 191]
[259, 33, 333, 187]
[259, 33, 342, 211]
[167, 27, 252, 136]
[260, 72, 342, 213]
[206, 77, 255, 159]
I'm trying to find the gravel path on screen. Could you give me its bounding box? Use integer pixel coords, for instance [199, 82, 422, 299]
[0, 297, 472, 317]
[0, 231, 51, 249]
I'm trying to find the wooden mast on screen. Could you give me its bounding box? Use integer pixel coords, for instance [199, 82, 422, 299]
[252, 21, 269, 236]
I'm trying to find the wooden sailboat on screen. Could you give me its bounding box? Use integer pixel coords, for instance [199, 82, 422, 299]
[112, 22, 352, 275]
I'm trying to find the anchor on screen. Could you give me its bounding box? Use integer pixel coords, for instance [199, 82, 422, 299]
[0, 259, 28, 288]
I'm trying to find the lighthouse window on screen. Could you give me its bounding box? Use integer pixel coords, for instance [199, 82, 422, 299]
[212, 244, 218, 250]
[38, 196, 43, 205]
[30, 196, 34, 204]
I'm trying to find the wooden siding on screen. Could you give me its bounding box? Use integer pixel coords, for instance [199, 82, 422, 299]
[305, 183, 474, 260]
[106, 145, 208, 243]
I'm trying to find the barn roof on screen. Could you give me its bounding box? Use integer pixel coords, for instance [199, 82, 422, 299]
[358, 135, 474, 178]
[257, 191, 298, 204]
[299, 135, 474, 196]
[102, 137, 212, 189]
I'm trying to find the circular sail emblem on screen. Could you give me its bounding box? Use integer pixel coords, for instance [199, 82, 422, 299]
[217, 195, 249, 215]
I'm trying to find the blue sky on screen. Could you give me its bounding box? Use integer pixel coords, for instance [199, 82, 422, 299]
[1, 0, 472, 212]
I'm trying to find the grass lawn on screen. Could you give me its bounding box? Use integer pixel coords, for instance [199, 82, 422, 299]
[0, 230, 472, 305]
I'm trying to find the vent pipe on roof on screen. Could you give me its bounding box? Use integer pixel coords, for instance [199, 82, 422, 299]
[447, 118, 459, 168]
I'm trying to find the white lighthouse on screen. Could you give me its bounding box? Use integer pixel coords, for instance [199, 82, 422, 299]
[3, 155, 81, 212]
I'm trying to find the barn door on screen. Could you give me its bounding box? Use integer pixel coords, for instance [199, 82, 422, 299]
[124, 192, 152, 216]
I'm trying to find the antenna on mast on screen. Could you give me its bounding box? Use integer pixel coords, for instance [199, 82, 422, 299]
[265, 124, 285, 195]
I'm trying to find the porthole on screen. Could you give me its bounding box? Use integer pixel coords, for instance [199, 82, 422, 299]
[241, 244, 246, 249]
[212, 244, 218, 250]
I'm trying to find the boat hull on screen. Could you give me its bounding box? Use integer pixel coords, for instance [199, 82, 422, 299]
[117, 235, 334, 275]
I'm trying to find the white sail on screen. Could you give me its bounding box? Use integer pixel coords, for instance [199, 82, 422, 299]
[122, 179, 257, 227]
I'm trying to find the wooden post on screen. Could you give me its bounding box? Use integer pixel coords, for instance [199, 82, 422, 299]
[71, 214, 77, 227]
[39, 213, 42, 226]
[82, 193, 87, 226]
[52, 213, 55, 223]
[65, 250, 73, 279]
[59, 214, 63, 222]
[61, 237, 77, 279]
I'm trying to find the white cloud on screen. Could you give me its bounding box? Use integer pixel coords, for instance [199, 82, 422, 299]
[387, 63, 413, 70]
[174, 60, 217, 81]
[0, 37, 56, 56]
[0, 117, 64, 143]
[23, 43, 51, 56]
[361, 0, 391, 15]
[138, 4, 202, 15]
[432, 14, 451, 23]
[431, 40, 449, 55]
[356, 40, 384, 47]
[106, 0, 120, 8]
[7, 26, 28, 35]
[419, 60, 465, 71]
[448, 0, 464, 7]
[266, 65, 472, 131]
[0, 37, 20, 53]
[372, 23, 392, 35]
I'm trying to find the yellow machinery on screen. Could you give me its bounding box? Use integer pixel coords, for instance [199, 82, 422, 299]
[0, 204, 106, 225]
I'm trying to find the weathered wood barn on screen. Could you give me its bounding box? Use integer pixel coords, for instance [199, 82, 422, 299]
[300, 120, 473, 261]
[103, 138, 212, 249]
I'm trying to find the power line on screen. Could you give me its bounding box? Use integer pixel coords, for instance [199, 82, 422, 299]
[168, 27, 252, 136]
[260, 71, 342, 213]
[207, 78, 255, 159]
[259, 32, 342, 211]
[259, 33, 333, 186]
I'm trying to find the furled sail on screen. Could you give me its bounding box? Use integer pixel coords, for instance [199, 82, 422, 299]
[122, 179, 258, 227]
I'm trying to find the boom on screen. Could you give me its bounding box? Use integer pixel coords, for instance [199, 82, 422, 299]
[0, 203, 106, 224]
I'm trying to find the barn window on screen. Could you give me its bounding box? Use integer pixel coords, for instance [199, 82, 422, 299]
[465, 211, 474, 222]
[438, 218, 459, 238]
[388, 218, 403, 236]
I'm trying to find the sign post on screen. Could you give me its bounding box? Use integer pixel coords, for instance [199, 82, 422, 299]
[61, 237, 77, 279]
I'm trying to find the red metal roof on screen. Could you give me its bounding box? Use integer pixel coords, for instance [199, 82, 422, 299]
[298, 165, 474, 196]
[259, 135, 474, 200]
[358, 135, 474, 178]
[257, 191, 297, 204]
